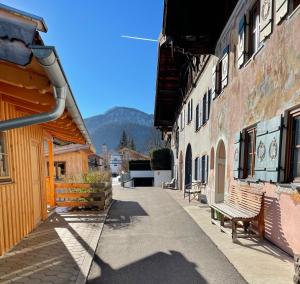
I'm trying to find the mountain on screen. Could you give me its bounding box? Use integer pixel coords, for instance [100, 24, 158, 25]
[84, 107, 160, 154]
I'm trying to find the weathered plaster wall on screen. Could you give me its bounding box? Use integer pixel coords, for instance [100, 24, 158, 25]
[170, 1, 300, 256]
[209, 5, 300, 255]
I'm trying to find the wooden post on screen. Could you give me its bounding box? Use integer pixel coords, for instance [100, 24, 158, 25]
[48, 139, 55, 207]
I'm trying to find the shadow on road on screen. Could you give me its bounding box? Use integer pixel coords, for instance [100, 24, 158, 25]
[88, 250, 207, 284]
[105, 200, 148, 230]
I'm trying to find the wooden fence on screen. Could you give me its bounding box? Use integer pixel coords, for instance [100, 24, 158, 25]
[53, 182, 112, 210]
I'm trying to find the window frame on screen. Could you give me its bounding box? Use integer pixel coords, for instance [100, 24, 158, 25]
[195, 104, 200, 131]
[215, 61, 222, 97]
[54, 161, 66, 181]
[0, 131, 10, 181]
[292, 0, 300, 11]
[248, 0, 261, 58]
[243, 127, 256, 178]
[285, 108, 300, 182]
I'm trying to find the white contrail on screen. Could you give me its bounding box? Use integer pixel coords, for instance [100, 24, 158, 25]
[121, 35, 157, 42]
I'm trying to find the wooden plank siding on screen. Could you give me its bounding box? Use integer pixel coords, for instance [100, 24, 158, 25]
[0, 95, 47, 256]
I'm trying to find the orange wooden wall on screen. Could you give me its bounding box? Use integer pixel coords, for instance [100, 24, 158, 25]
[0, 95, 47, 255]
[52, 150, 90, 178]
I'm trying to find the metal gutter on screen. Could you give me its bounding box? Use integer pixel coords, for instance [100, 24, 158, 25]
[0, 46, 92, 145]
[0, 3, 47, 32]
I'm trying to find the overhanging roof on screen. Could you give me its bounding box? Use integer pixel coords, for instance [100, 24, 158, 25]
[162, 0, 238, 54]
[0, 4, 92, 145]
[154, 0, 238, 128]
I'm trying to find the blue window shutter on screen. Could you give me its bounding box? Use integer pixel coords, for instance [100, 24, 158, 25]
[207, 89, 211, 119]
[255, 121, 268, 181]
[195, 105, 199, 130]
[194, 158, 198, 180]
[233, 132, 243, 178]
[201, 156, 206, 183]
[265, 115, 283, 182]
[205, 155, 209, 183]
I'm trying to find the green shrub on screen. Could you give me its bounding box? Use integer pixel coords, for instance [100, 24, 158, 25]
[150, 148, 172, 170]
[63, 170, 111, 183]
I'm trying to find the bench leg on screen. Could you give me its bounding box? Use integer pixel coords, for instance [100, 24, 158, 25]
[211, 208, 215, 223]
[220, 214, 225, 227]
[243, 221, 250, 234]
[189, 192, 191, 203]
[232, 221, 237, 243]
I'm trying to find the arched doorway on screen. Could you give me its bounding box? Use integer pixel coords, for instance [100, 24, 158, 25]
[179, 151, 183, 190]
[185, 144, 192, 187]
[215, 140, 226, 203]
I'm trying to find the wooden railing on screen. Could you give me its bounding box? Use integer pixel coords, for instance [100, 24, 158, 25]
[53, 182, 112, 210]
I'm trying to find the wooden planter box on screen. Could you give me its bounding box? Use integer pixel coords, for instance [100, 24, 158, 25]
[54, 182, 112, 210]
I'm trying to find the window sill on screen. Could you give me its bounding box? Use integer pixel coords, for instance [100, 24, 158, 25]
[195, 121, 209, 133]
[288, 4, 300, 21]
[0, 178, 14, 186]
[236, 178, 260, 184]
[243, 44, 265, 68]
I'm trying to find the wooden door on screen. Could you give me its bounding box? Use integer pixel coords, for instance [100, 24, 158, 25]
[31, 140, 42, 226]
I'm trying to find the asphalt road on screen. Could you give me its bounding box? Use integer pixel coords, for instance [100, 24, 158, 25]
[87, 187, 246, 284]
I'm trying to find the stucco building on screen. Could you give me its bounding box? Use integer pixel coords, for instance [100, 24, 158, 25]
[154, 0, 300, 256]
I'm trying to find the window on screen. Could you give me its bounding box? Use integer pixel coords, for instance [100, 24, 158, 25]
[292, 117, 300, 179]
[195, 104, 200, 131]
[187, 99, 193, 124]
[248, 1, 260, 57]
[244, 127, 256, 177]
[54, 162, 66, 180]
[180, 113, 183, 131]
[202, 94, 207, 124]
[292, 0, 300, 11]
[194, 158, 199, 180]
[0, 132, 9, 180]
[286, 109, 300, 182]
[195, 155, 209, 183]
[215, 61, 222, 96]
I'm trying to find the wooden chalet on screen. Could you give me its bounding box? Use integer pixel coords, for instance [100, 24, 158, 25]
[0, 4, 92, 255]
[45, 144, 96, 181]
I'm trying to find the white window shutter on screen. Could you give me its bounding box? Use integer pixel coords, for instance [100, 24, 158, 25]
[221, 48, 229, 89]
[276, 0, 288, 24]
[260, 0, 273, 42]
[199, 157, 202, 182]
[237, 16, 246, 68]
[211, 65, 217, 99]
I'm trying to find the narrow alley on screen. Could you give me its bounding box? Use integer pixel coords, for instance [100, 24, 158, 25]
[87, 187, 246, 284]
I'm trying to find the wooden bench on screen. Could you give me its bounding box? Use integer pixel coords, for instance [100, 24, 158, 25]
[210, 184, 265, 242]
[184, 181, 204, 203]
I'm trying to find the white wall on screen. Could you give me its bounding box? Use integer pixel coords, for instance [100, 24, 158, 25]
[130, 171, 154, 178]
[154, 170, 172, 187]
[171, 58, 217, 203]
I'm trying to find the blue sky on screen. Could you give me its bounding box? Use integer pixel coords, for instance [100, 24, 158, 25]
[2, 0, 163, 118]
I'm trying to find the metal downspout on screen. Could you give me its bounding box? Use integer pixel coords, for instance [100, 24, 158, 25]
[0, 47, 67, 131]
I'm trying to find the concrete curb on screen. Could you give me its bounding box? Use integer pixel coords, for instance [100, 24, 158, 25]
[75, 200, 115, 284]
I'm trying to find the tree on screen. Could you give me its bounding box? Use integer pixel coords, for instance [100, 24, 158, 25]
[119, 130, 128, 149]
[129, 138, 136, 151]
[150, 148, 172, 170]
[146, 128, 167, 153]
